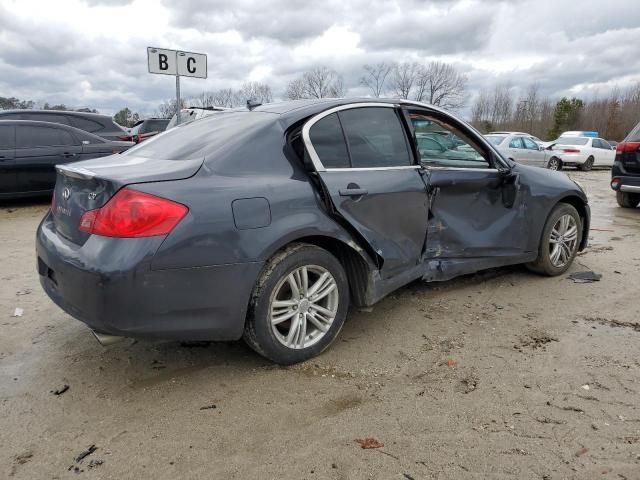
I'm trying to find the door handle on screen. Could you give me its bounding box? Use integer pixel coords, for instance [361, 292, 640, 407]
[63, 152, 77, 158]
[339, 188, 368, 197]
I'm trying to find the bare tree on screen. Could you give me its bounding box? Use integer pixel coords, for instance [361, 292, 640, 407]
[235, 82, 273, 105]
[390, 62, 419, 99]
[285, 66, 345, 99]
[285, 79, 307, 100]
[360, 62, 392, 97]
[414, 61, 467, 110]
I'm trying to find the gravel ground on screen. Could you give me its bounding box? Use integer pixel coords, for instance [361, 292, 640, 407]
[1, 169, 639, 480]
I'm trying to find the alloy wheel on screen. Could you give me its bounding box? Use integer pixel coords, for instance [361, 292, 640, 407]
[270, 265, 339, 350]
[548, 157, 560, 170]
[548, 214, 578, 267]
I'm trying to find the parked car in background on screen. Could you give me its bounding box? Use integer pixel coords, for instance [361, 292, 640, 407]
[37, 98, 589, 364]
[485, 132, 556, 169]
[166, 106, 229, 129]
[0, 120, 133, 199]
[126, 118, 170, 143]
[0, 110, 128, 141]
[546, 136, 615, 170]
[490, 131, 543, 145]
[611, 121, 640, 208]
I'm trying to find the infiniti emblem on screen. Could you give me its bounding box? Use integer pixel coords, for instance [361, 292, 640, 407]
[62, 187, 71, 200]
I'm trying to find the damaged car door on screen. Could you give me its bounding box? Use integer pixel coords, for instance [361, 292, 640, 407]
[407, 110, 529, 281]
[303, 104, 429, 279]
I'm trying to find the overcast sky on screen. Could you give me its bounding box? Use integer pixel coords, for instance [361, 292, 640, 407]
[1, 0, 639, 117]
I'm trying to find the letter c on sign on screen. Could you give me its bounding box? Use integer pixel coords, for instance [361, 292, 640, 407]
[187, 57, 196, 74]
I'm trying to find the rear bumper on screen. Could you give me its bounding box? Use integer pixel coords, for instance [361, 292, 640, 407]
[555, 153, 587, 165]
[610, 175, 640, 192]
[36, 213, 262, 341]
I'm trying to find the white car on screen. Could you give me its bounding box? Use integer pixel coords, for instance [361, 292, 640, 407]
[490, 131, 544, 146]
[547, 136, 615, 171]
[485, 133, 554, 169]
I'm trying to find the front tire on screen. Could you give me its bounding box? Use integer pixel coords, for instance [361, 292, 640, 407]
[578, 156, 594, 171]
[526, 203, 582, 276]
[243, 243, 350, 364]
[616, 191, 640, 208]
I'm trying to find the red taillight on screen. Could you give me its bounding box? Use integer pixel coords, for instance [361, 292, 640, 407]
[79, 188, 188, 238]
[616, 141, 640, 153]
[118, 135, 132, 141]
[562, 148, 581, 153]
[611, 177, 621, 190]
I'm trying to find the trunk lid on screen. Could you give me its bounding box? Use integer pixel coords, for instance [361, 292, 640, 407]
[52, 154, 202, 245]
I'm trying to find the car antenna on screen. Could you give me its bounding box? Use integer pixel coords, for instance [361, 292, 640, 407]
[246, 99, 262, 111]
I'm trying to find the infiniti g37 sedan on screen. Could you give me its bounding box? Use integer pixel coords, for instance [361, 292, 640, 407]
[36, 99, 590, 364]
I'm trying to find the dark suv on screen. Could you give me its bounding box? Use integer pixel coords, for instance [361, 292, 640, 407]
[611, 122, 640, 208]
[0, 110, 127, 141]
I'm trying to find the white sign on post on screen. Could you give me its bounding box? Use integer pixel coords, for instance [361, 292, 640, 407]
[147, 47, 208, 125]
[177, 51, 207, 79]
[147, 47, 178, 75]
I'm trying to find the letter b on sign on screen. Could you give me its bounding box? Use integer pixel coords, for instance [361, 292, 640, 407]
[147, 47, 177, 75]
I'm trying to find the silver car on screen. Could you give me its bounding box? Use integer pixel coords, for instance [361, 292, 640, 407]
[485, 133, 559, 169]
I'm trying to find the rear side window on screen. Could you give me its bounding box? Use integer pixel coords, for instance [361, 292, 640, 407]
[0, 125, 15, 148]
[16, 125, 76, 147]
[308, 113, 350, 168]
[69, 116, 103, 133]
[338, 107, 411, 168]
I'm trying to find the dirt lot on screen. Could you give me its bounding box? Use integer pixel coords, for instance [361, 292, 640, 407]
[1, 169, 639, 480]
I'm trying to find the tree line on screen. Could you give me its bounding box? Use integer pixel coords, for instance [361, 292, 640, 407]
[470, 83, 640, 141]
[4, 64, 640, 139]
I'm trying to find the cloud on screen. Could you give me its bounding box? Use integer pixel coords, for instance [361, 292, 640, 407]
[0, 0, 639, 117]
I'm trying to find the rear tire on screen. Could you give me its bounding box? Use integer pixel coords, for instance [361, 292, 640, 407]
[526, 203, 582, 276]
[616, 191, 640, 208]
[547, 157, 562, 171]
[578, 156, 594, 171]
[243, 243, 350, 365]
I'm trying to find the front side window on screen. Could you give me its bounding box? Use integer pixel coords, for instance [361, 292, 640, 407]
[308, 113, 350, 168]
[339, 107, 411, 168]
[522, 137, 539, 150]
[410, 113, 489, 168]
[509, 137, 524, 149]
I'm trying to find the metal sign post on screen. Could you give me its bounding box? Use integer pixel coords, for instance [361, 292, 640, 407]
[147, 47, 207, 125]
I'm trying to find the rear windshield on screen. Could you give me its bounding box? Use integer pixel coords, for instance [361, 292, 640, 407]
[141, 119, 169, 133]
[485, 135, 506, 145]
[123, 111, 273, 160]
[555, 137, 589, 145]
[626, 122, 640, 142]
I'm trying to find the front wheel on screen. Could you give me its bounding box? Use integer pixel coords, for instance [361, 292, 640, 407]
[243, 243, 350, 364]
[616, 191, 640, 208]
[526, 203, 582, 276]
[547, 156, 562, 171]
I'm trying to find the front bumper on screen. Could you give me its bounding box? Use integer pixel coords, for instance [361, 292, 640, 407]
[36, 213, 262, 341]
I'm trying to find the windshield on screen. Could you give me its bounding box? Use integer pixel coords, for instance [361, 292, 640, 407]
[485, 135, 506, 145]
[555, 137, 589, 146]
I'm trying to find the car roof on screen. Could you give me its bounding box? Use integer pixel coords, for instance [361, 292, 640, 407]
[0, 109, 110, 119]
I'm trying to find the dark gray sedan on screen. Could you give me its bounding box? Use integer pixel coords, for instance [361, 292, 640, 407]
[36, 99, 590, 364]
[1, 120, 133, 199]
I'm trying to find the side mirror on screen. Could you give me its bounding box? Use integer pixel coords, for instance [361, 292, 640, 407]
[539, 145, 545, 151]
